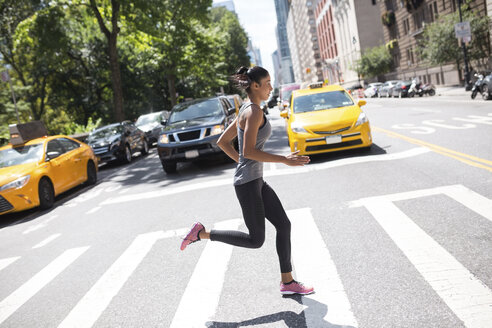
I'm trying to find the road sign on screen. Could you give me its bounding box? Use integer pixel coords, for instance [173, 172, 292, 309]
[454, 21, 471, 39]
[1, 70, 9, 82]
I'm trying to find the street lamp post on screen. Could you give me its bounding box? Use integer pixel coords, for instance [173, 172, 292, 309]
[457, 0, 471, 90]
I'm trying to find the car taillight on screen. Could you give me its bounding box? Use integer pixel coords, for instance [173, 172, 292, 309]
[402, 85, 407, 89]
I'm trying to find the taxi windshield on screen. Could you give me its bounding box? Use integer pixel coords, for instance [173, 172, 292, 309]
[293, 91, 354, 113]
[0, 143, 44, 168]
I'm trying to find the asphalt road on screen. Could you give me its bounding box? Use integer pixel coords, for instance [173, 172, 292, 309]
[0, 95, 491, 328]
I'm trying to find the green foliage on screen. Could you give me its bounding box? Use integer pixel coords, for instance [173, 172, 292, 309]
[381, 10, 395, 27]
[0, 0, 248, 136]
[357, 44, 393, 79]
[418, 2, 491, 69]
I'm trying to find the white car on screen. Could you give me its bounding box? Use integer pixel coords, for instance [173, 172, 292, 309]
[364, 82, 383, 98]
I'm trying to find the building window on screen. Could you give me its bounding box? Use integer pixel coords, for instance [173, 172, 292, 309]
[436, 73, 440, 85]
[442, 0, 445, 10]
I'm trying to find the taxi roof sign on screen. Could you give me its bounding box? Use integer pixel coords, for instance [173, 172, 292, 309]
[9, 121, 48, 146]
[308, 82, 323, 89]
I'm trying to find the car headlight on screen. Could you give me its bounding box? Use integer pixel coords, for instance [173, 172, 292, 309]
[291, 123, 308, 134]
[355, 112, 369, 127]
[210, 124, 225, 136]
[0, 175, 30, 192]
[110, 139, 121, 149]
[159, 134, 170, 144]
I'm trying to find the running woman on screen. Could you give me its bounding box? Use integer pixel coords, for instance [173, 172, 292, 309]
[180, 66, 314, 296]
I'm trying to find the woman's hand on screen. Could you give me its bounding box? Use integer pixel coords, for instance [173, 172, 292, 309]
[283, 150, 310, 166]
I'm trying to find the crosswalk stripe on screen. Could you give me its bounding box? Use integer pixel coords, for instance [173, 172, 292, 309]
[169, 219, 242, 328]
[289, 208, 359, 327]
[442, 185, 492, 223]
[362, 198, 492, 328]
[32, 233, 61, 249]
[0, 247, 89, 325]
[58, 231, 166, 328]
[0, 257, 20, 273]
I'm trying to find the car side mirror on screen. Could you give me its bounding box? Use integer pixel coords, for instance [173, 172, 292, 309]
[227, 107, 235, 116]
[161, 119, 167, 126]
[358, 100, 367, 107]
[280, 110, 289, 118]
[46, 151, 61, 161]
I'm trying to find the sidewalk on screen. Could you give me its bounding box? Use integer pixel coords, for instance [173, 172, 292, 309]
[435, 85, 469, 97]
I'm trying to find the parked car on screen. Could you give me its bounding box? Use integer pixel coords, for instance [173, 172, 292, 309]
[364, 82, 383, 98]
[135, 111, 170, 145]
[378, 80, 402, 97]
[157, 96, 236, 173]
[227, 94, 243, 115]
[391, 81, 413, 98]
[279, 83, 372, 155]
[481, 73, 492, 100]
[87, 121, 148, 164]
[266, 91, 279, 108]
[0, 121, 98, 215]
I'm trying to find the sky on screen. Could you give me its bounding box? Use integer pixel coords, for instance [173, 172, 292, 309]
[212, 0, 278, 81]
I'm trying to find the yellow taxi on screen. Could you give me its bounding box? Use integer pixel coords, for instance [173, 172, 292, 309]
[280, 83, 372, 155]
[0, 122, 98, 215]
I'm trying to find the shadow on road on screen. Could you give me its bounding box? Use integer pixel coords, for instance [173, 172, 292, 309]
[206, 295, 356, 328]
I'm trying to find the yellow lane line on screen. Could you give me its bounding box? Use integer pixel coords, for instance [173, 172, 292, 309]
[373, 126, 492, 173]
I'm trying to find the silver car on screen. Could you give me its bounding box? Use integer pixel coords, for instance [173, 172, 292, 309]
[378, 80, 402, 98]
[135, 111, 170, 145]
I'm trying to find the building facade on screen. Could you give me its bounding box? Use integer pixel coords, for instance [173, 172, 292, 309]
[315, 0, 339, 83]
[286, 0, 323, 83]
[212, 0, 235, 13]
[274, 0, 296, 84]
[379, 0, 490, 86]
[330, 0, 384, 86]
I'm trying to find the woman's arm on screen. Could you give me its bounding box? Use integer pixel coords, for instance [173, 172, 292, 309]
[243, 107, 309, 166]
[217, 119, 240, 163]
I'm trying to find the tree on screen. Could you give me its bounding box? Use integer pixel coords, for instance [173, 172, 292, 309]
[418, 2, 491, 73]
[210, 6, 250, 94]
[88, 0, 125, 121]
[356, 44, 393, 80]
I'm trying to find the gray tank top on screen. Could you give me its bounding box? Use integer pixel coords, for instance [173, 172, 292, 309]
[233, 102, 272, 185]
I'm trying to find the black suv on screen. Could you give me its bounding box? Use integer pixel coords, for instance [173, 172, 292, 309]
[87, 121, 149, 164]
[157, 97, 236, 173]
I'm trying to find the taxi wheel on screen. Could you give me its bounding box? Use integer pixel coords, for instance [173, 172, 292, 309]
[38, 178, 54, 210]
[86, 161, 97, 185]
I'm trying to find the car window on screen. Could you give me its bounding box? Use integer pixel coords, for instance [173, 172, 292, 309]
[88, 126, 124, 141]
[0, 143, 44, 168]
[47, 139, 66, 155]
[168, 99, 223, 123]
[58, 138, 80, 152]
[293, 91, 354, 113]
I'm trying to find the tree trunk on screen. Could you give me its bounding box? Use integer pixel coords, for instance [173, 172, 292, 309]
[108, 32, 124, 121]
[167, 74, 177, 107]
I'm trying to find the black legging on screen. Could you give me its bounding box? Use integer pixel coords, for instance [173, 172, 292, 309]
[210, 178, 292, 273]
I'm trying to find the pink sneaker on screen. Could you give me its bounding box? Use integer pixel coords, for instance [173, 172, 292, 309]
[280, 280, 314, 295]
[180, 222, 205, 251]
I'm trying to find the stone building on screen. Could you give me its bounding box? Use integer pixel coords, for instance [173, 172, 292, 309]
[286, 0, 324, 83]
[379, 0, 490, 86]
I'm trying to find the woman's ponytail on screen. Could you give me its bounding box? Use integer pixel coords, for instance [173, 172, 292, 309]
[230, 66, 269, 93]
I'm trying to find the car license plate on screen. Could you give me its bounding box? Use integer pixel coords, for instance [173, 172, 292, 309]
[325, 135, 342, 144]
[185, 150, 199, 159]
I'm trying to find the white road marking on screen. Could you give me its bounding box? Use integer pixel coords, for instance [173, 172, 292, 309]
[22, 215, 59, 234]
[348, 184, 492, 223]
[0, 257, 20, 272]
[353, 188, 492, 328]
[85, 207, 101, 215]
[32, 233, 61, 249]
[101, 147, 430, 205]
[422, 120, 476, 129]
[0, 247, 89, 325]
[169, 219, 242, 328]
[289, 208, 358, 327]
[58, 231, 167, 328]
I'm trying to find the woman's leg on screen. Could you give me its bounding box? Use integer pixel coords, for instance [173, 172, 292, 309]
[261, 181, 293, 277]
[205, 178, 266, 248]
